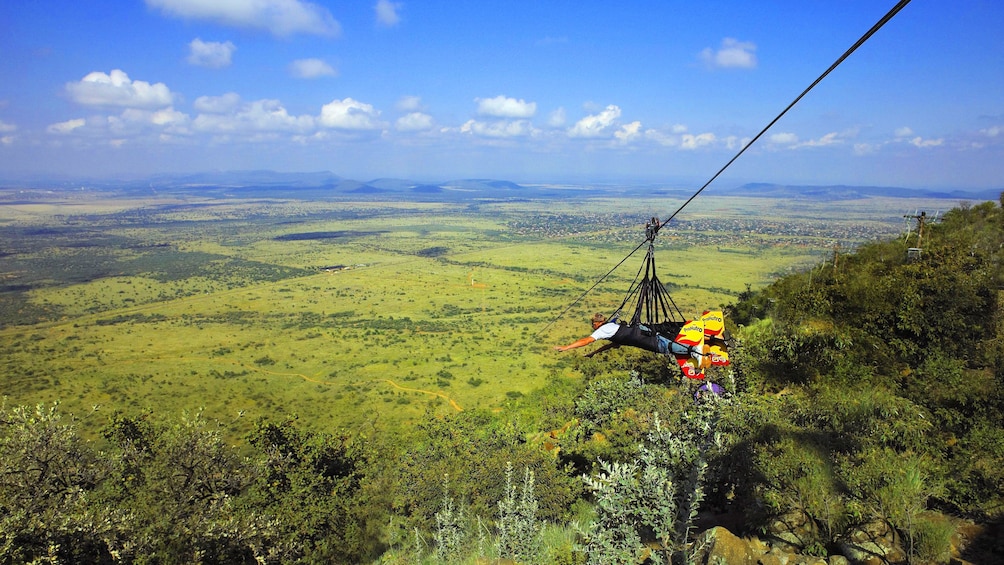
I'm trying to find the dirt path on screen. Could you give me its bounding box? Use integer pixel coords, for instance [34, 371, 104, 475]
[381, 379, 464, 411]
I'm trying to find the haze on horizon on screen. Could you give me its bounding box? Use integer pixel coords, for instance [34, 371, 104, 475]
[1, 1, 1003, 191]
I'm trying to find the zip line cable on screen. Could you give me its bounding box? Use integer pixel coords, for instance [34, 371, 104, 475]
[536, 0, 912, 337]
[656, 0, 912, 230]
[534, 237, 650, 337]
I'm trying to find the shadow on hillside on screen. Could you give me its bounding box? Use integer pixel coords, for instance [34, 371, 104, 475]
[959, 518, 1004, 563]
[704, 423, 854, 545]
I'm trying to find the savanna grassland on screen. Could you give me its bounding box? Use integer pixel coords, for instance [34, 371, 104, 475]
[5, 186, 1003, 564]
[0, 187, 944, 440]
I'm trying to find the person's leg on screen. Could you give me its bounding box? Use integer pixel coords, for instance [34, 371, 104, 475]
[657, 335, 678, 355]
[660, 335, 710, 368]
[669, 340, 690, 356]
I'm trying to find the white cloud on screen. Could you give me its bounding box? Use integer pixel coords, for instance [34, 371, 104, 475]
[547, 107, 566, 127]
[145, 0, 341, 37]
[66, 70, 174, 109]
[0, 118, 15, 145]
[99, 107, 192, 138]
[645, 125, 724, 149]
[770, 132, 799, 145]
[644, 128, 676, 147]
[568, 105, 621, 138]
[396, 95, 422, 112]
[289, 58, 337, 78]
[681, 132, 716, 149]
[615, 121, 642, 144]
[798, 132, 841, 147]
[46, 107, 193, 140]
[476, 95, 536, 119]
[909, 136, 943, 148]
[187, 38, 236, 68]
[375, 0, 402, 27]
[318, 98, 384, 130]
[194, 99, 314, 133]
[771, 131, 846, 149]
[396, 112, 433, 132]
[724, 135, 750, 150]
[980, 126, 1001, 137]
[854, 143, 878, 155]
[891, 126, 944, 148]
[47, 118, 87, 134]
[194, 92, 242, 113]
[460, 119, 536, 138]
[122, 107, 189, 129]
[699, 38, 757, 69]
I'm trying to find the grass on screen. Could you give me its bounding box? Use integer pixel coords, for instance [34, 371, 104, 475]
[0, 190, 950, 441]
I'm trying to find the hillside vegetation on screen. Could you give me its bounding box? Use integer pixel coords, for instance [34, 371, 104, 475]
[1, 195, 1002, 563]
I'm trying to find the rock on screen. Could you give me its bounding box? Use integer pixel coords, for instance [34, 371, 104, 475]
[827, 555, 851, 565]
[691, 526, 758, 565]
[765, 511, 817, 553]
[836, 520, 906, 564]
[757, 551, 787, 565]
[747, 535, 771, 555]
[779, 552, 828, 565]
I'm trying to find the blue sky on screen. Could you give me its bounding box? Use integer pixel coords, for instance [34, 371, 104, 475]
[1, 1, 1003, 189]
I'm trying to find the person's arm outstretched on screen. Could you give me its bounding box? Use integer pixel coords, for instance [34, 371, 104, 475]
[554, 336, 596, 352]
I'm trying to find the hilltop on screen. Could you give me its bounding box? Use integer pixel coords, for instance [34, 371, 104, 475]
[2, 170, 1000, 203]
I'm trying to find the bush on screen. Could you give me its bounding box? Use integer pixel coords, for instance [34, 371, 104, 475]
[578, 408, 720, 564]
[910, 511, 955, 564]
[0, 403, 119, 564]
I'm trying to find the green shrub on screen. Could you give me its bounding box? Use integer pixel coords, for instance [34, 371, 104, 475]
[909, 511, 955, 564]
[496, 462, 543, 563]
[0, 403, 120, 564]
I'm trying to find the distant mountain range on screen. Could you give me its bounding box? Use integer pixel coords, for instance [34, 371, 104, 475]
[721, 182, 1001, 202]
[4, 170, 1000, 202]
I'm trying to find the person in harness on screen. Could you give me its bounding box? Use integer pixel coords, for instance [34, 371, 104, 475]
[554, 312, 711, 371]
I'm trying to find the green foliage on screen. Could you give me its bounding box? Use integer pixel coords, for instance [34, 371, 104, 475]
[754, 431, 847, 545]
[578, 461, 645, 565]
[0, 402, 120, 564]
[733, 316, 853, 387]
[578, 408, 720, 564]
[947, 421, 1004, 513]
[7, 193, 1004, 563]
[432, 475, 467, 562]
[910, 511, 955, 563]
[561, 374, 693, 476]
[244, 418, 385, 563]
[496, 462, 543, 563]
[730, 196, 1004, 521]
[394, 408, 580, 535]
[574, 376, 645, 433]
[717, 381, 947, 552]
[0, 403, 389, 564]
[841, 448, 935, 534]
[98, 410, 273, 563]
[741, 202, 1002, 382]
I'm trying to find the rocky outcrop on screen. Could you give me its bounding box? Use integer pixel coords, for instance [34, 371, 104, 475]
[684, 517, 999, 565]
[835, 520, 907, 565]
[689, 527, 829, 565]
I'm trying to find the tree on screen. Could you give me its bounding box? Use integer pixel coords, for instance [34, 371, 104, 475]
[0, 403, 119, 563]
